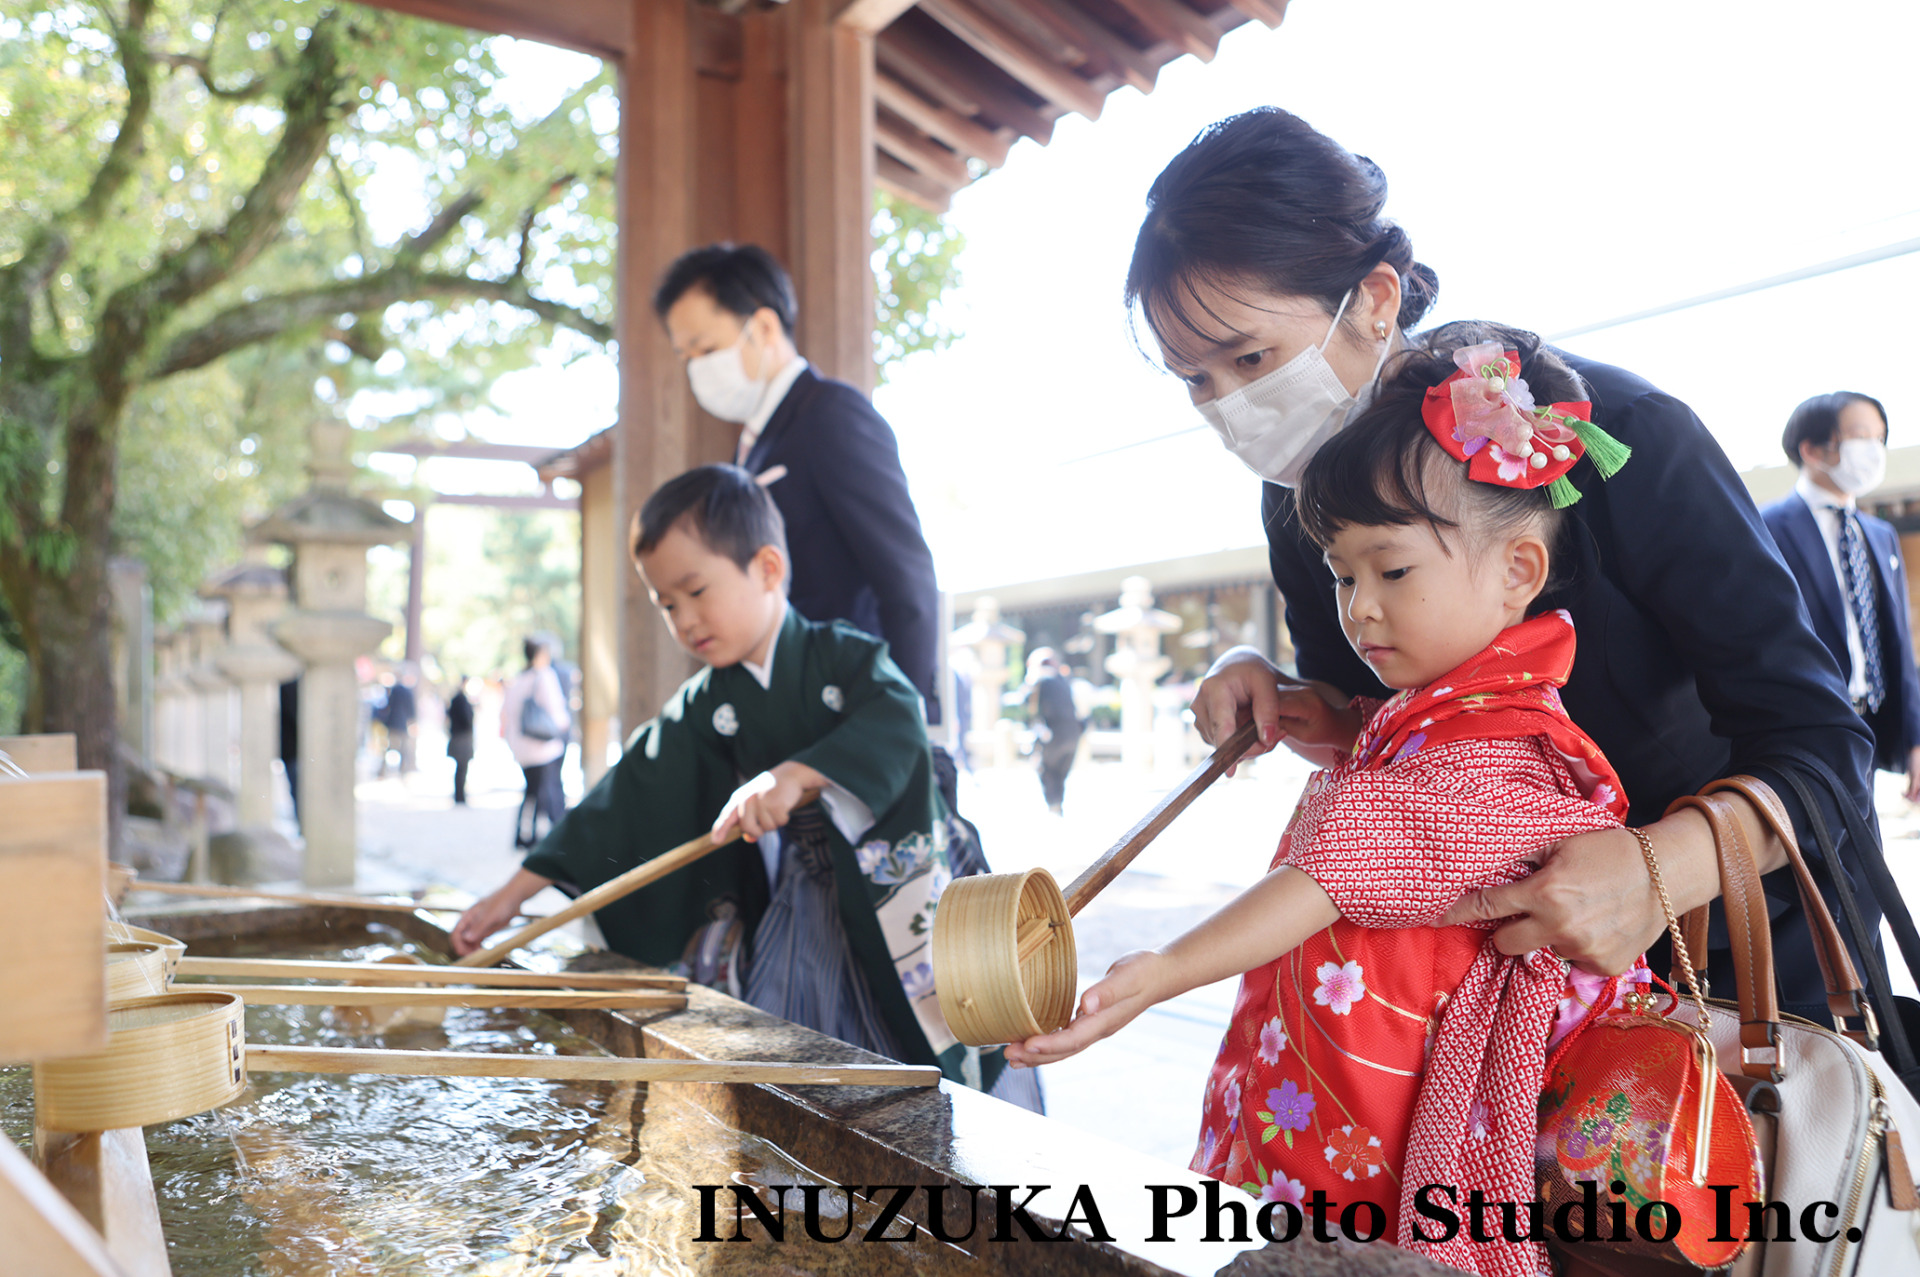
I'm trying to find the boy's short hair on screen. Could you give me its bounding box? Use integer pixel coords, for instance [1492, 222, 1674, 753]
[652, 244, 798, 337]
[1781, 391, 1889, 466]
[635, 464, 789, 572]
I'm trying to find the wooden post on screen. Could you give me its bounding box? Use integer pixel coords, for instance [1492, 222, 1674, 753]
[0, 1133, 125, 1277]
[0, 772, 108, 1065]
[32, 1130, 171, 1277]
[613, 0, 701, 737]
[791, 0, 878, 392]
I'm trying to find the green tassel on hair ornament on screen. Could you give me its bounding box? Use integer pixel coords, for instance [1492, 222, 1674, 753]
[1547, 476, 1584, 510]
[1563, 416, 1632, 479]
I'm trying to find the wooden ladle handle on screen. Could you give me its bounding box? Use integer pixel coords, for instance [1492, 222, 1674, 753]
[1057, 719, 1261, 920]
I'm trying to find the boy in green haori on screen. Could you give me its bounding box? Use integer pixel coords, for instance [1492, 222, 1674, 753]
[453, 465, 1031, 1105]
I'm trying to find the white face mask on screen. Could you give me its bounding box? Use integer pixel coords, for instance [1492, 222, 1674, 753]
[685, 330, 768, 424]
[1827, 437, 1888, 497]
[1194, 290, 1393, 487]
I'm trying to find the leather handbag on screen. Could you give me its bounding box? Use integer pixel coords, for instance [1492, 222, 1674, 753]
[1664, 776, 1920, 1276]
[518, 679, 562, 742]
[1536, 838, 1762, 1272]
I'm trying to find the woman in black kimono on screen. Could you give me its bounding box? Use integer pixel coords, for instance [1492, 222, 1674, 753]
[1129, 108, 1880, 1020]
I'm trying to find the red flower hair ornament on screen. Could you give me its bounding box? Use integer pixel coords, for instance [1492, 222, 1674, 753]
[1421, 342, 1631, 508]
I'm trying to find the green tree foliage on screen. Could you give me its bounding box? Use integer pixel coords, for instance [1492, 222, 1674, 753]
[871, 190, 963, 382]
[0, 0, 615, 792]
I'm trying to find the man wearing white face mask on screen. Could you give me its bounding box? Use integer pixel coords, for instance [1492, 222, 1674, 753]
[651, 243, 942, 728]
[1763, 391, 1920, 800]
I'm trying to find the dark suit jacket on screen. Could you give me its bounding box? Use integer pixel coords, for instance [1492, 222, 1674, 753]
[1761, 490, 1920, 773]
[742, 367, 942, 723]
[1261, 353, 1878, 1011]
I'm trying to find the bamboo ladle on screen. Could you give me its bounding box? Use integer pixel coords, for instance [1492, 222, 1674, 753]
[453, 793, 821, 969]
[933, 721, 1258, 1047]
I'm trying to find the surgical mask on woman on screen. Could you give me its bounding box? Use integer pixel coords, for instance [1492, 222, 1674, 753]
[686, 331, 769, 424]
[1826, 437, 1888, 497]
[1195, 290, 1393, 487]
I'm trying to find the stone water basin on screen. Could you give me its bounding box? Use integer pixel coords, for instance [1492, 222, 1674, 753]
[6, 901, 1444, 1277]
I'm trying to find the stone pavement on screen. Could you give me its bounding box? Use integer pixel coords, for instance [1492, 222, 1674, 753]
[348, 723, 1920, 1172]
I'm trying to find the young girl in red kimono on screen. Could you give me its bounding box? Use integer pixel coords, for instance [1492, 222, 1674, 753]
[1006, 333, 1649, 1277]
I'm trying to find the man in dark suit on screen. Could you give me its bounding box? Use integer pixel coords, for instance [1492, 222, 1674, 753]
[652, 243, 942, 726]
[1762, 390, 1920, 799]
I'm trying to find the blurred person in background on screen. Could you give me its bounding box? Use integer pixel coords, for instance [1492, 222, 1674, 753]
[1762, 391, 1920, 799]
[447, 676, 476, 807]
[503, 637, 571, 849]
[1017, 648, 1085, 815]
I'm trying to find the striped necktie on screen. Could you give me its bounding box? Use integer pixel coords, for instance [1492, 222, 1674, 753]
[1838, 509, 1887, 712]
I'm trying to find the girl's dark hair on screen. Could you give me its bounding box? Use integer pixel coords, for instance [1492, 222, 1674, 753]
[635, 464, 788, 570]
[1296, 322, 1584, 591]
[1125, 108, 1438, 352]
[1781, 391, 1889, 465]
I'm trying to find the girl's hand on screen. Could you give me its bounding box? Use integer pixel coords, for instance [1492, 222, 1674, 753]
[1190, 647, 1347, 774]
[1271, 683, 1362, 765]
[712, 761, 827, 843]
[1003, 950, 1172, 1067]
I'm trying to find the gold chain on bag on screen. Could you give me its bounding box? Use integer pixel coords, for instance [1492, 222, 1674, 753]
[1630, 826, 1720, 1187]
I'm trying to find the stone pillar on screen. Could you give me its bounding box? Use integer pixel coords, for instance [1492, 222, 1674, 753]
[203, 553, 302, 836]
[1095, 577, 1180, 773]
[186, 604, 233, 790]
[154, 629, 193, 777]
[950, 597, 1023, 770]
[253, 421, 408, 888]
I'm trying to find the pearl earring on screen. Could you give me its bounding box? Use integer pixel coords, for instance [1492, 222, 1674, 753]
[1375, 321, 1390, 339]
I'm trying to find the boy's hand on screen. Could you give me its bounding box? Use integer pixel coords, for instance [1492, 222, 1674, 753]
[713, 761, 828, 844]
[452, 891, 524, 956]
[1002, 950, 1171, 1068]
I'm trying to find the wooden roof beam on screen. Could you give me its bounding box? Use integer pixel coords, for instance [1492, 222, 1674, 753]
[876, 114, 972, 187]
[875, 70, 1012, 167]
[918, 0, 1105, 119]
[1224, 0, 1289, 29]
[877, 153, 958, 213]
[343, 0, 631, 60]
[1022, 0, 1161, 94]
[1105, 0, 1219, 62]
[835, 0, 921, 36]
[877, 23, 1057, 145]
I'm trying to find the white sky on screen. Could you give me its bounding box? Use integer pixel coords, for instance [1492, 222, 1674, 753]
[416, 1, 1920, 593]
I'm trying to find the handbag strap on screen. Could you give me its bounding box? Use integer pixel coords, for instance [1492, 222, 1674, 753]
[1701, 776, 1870, 1026]
[1758, 757, 1920, 1078]
[1666, 791, 1782, 1079]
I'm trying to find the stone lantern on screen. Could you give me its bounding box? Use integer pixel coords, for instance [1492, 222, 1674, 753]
[184, 602, 234, 792]
[1094, 576, 1181, 772]
[201, 548, 303, 881]
[252, 421, 409, 887]
[949, 596, 1024, 770]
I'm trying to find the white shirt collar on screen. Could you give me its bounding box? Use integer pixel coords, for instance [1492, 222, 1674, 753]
[739, 604, 788, 690]
[738, 356, 809, 461]
[1796, 468, 1855, 512]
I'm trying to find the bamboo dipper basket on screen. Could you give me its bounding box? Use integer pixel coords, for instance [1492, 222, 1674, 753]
[104, 943, 172, 1005]
[105, 922, 186, 979]
[33, 992, 246, 1132]
[933, 722, 1258, 1047]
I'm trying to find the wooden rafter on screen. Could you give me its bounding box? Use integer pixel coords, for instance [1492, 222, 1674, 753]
[1020, 0, 1163, 94]
[1104, 0, 1220, 62]
[876, 114, 972, 187]
[875, 71, 1012, 167]
[918, 0, 1105, 118]
[878, 17, 1059, 145]
[1225, 0, 1289, 29]
[835, 0, 921, 35]
[877, 153, 956, 213]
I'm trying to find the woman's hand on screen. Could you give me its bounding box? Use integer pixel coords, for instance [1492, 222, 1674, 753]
[712, 761, 827, 843]
[1191, 647, 1344, 774]
[1905, 746, 1920, 803]
[1437, 808, 1727, 975]
[1270, 684, 1363, 767]
[451, 869, 552, 956]
[1003, 950, 1174, 1068]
